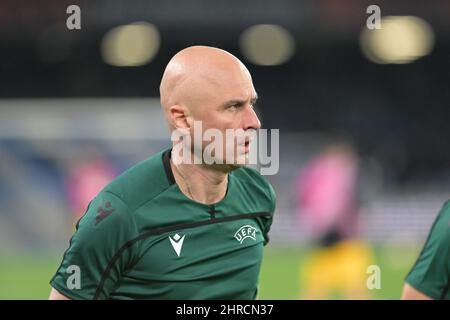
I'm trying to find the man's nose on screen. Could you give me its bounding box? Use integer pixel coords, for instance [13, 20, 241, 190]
[243, 105, 261, 130]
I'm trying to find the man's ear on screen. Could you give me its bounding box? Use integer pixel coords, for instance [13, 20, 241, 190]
[169, 104, 191, 129]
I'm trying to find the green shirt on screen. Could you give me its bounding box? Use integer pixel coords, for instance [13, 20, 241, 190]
[50, 149, 276, 300]
[405, 200, 450, 299]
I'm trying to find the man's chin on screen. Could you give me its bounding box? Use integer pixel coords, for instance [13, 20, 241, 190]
[207, 158, 248, 173]
[228, 163, 246, 171]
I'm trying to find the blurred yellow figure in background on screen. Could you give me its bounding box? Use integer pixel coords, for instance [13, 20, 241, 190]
[296, 142, 375, 299]
[301, 239, 374, 299]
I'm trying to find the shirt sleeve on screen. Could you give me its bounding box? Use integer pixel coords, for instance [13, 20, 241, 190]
[50, 191, 139, 300]
[262, 182, 277, 246]
[405, 201, 450, 299]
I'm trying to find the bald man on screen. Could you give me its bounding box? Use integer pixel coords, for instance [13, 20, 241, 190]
[49, 46, 276, 300]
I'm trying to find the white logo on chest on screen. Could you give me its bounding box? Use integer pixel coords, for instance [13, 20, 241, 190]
[234, 225, 257, 244]
[169, 233, 185, 257]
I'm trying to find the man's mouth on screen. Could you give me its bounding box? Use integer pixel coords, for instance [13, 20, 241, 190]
[244, 140, 251, 153]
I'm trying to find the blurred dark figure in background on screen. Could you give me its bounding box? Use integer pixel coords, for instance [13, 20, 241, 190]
[296, 142, 374, 299]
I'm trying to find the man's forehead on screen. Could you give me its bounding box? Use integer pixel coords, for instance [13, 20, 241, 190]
[196, 66, 254, 91]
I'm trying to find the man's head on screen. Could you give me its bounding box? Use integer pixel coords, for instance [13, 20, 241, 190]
[160, 46, 261, 167]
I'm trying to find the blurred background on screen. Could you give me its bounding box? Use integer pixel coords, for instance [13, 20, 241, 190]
[0, 0, 449, 299]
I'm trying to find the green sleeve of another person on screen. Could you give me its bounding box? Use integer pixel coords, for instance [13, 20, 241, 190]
[405, 201, 450, 299]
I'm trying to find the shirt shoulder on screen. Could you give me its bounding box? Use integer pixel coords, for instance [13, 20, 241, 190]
[231, 166, 276, 213]
[101, 149, 173, 212]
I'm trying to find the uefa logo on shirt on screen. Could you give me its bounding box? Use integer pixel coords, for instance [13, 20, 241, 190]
[234, 225, 257, 244]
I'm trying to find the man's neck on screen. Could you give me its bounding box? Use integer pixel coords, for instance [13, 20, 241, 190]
[170, 160, 231, 205]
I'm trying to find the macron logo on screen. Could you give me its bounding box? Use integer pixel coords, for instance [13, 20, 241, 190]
[95, 200, 115, 225]
[169, 233, 185, 257]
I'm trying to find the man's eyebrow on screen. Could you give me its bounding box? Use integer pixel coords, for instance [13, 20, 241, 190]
[225, 99, 246, 106]
[225, 95, 258, 106]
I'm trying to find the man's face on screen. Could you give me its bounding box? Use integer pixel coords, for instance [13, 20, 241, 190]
[189, 65, 261, 166]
